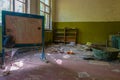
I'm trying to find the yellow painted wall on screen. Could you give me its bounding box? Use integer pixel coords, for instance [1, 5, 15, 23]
[52, 0, 56, 21]
[55, 0, 120, 22]
[53, 0, 120, 44]
[29, 0, 39, 15]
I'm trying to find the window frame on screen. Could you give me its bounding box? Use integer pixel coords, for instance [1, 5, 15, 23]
[13, 0, 28, 13]
[0, 0, 28, 25]
[40, 0, 52, 30]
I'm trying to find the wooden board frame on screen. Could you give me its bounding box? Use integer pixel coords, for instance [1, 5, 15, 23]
[1, 11, 45, 65]
[2, 10, 44, 47]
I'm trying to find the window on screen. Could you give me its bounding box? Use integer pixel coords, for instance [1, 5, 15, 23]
[40, 0, 51, 30]
[0, 0, 28, 23]
[0, 0, 11, 23]
[14, 0, 28, 13]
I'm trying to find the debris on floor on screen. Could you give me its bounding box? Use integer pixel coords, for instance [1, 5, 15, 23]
[77, 44, 92, 51]
[10, 61, 24, 71]
[86, 42, 92, 47]
[0, 66, 11, 76]
[67, 42, 75, 46]
[92, 47, 120, 61]
[56, 59, 63, 65]
[66, 50, 74, 54]
[45, 44, 96, 62]
[112, 69, 120, 73]
[63, 55, 71, 59]
[2, 71, 10, 76]
[0, 43, 120, 80]
[82, 55, 95, 60]
[77, 72, 90, 78]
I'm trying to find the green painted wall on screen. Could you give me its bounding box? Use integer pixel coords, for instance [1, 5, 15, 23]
[54, 22, 120, 44]
[44, 31, 53, 43]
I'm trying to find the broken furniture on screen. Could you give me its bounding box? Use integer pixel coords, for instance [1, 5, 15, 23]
[111, 35, 120, 49]
[1, 10, 45, 66]
[92, 47, 120, 61]
[53, 27, 78, 44]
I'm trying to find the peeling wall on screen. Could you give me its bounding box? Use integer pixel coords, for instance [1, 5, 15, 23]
[54, 0, 120, 22]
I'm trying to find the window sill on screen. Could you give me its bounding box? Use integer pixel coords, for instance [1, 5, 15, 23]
[45, 29, 52, 32]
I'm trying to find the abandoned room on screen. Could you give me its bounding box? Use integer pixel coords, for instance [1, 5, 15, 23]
[0, 0, 120, 80]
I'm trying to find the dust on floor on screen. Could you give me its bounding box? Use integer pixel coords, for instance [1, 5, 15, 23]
[0, 44, 120, 80]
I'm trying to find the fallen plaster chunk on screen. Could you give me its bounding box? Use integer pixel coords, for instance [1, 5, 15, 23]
[112, 69, 120, 73]
[63, 55, 71, 59]
[47, 53, 51, 55]
[10, 61, 24, 71]
[78, 72, 90, 78]
[56, 59, 63, 64]
[2, 71, 10, 76]
[0, 71, 10, 76]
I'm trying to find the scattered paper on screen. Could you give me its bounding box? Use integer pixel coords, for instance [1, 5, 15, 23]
[56, 59, 63, 64]
[63, 55, 71, 59]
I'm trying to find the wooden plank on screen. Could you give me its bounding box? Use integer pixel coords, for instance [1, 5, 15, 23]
[6, 15, 42, 44]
